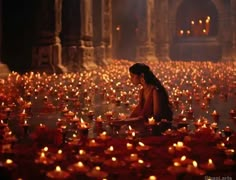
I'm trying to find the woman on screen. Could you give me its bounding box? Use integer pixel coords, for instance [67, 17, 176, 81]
[113, 63, 173, 133]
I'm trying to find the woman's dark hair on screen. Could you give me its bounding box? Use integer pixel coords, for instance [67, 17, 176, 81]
[129, 63, 162, 87]
[129, 63, 173, 120]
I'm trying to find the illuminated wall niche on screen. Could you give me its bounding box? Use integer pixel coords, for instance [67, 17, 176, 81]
[176, 0, 218, 38]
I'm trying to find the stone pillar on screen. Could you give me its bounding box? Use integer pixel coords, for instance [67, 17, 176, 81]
[79, 0, 97, 70]
[0, 0, 10, 78]
[218, 3, 233, 61]
[61, 0, 81, 72]
[32, 0, 67, 73]
[103, 0, 113, 62]
[93, 0, 106, 65]
[155, 0, 170, 61]
[136, 0, 157, 61]
[232, 0, 236, 60]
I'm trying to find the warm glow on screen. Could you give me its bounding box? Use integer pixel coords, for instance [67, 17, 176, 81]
[181, 156, 186, 161]
[40, 152, 45, 158]
[174, 162, 181, 166]
[177, 141, 184, 147]
[112, 157, 117, 161]
[108, 146, 114, 151]
[76, 161, 84, 167]
[43, 147, 48, 152]
[6, 159, 13, 164]
[55, 165, 61, 172]
[57, 149, 62, 154]
[95, 166, 101, 171]
[138, 142, 145, 147]
[208, 159, 213, 164]
[116, 25, 120, 31]
[148, 176, 157, 180]
[79, 149, 86, 155]
[138, 159, 144, 164]
[148, 117, 155, 124]
[193, 161, 198, 167]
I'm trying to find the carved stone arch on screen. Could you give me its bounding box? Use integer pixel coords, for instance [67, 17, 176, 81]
[170, 0, 230, 38]
[169, 0, 232, 61]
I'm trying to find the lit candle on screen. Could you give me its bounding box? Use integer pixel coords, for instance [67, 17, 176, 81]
[86, 166, 108, 178]
[130, 153, 138, 161]
[98, 131, 110, 140]
[211, 110, 219, 122]
[148, 117, 156, 125]
[126, 143, 133, 150]
[206, 159, 215, 170]
[47, 165, 70, 179]
[136, 142, 150, 151]
[67, 161, 89, 173]
[187, 161, 205, 176]
[147, 175, 157, 180]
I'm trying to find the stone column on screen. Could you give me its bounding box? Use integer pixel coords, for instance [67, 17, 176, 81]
[93, 0, 106, 65]
[32, 0, 67, 73]
[79, 0, 97, 70]
[61, 0, 81, 72]
[155, 0, 170, 61]
[218, 2, 233, 61]
[232, 0, 236, 60]
[0, 0, 10, 77]
[136, 0, 157, 61]
[103, 0, 113, 62]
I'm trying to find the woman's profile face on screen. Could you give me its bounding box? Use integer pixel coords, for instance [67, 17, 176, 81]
[129, 72, 140, 85]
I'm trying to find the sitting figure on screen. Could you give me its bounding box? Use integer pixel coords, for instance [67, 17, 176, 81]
[113, 63, 173, 135]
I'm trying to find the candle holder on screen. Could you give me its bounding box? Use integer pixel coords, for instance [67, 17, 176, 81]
[144, 123, 156, 136]
[22, 121, 29, 136]
[67, 161, 89, 174]
[223, 126, 232, 137]
[229, 109, 236, 119]
[86, 166, 108, 179]
[46, 165, 70, 179]
[211, 111, 220, 122]
[58, 125, 67, 144]
[103, 157, 126, 168]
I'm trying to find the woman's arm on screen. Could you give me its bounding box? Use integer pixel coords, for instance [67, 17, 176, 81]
[130, 89, 143, 118]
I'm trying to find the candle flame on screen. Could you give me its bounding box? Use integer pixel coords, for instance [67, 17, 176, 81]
[77, 161, 84, 167]
[95, 166, 101, 171]
[138, 142, 145, 147]
[6, 159, 13, 164]
[174, 162, 181, 166]
[43, 146, 48, 152]
[193, 161, 198, 167]
[181, 156, 186, 161]
[40, 152, 45, 158]
[108, 146, 114, 151]
[55, 165, 61, 172]
[208, 159, 213, 164]
[138, 159, 144, 164]
[79, 149, 86, 155]
[148, 175, 157, 180]
[177, 141, 184, 147]
[112, 157, 117, 161]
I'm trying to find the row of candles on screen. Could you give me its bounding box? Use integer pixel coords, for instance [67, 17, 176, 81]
[2, 125, 234, 179]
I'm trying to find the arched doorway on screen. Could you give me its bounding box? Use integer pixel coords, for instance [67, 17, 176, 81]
[112, 0, 138, 60]
[170, 0, 221, 61]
